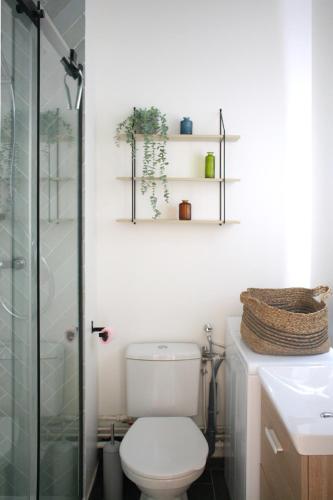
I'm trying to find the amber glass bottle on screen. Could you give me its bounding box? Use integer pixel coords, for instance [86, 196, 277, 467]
[179, 200, 192, 220]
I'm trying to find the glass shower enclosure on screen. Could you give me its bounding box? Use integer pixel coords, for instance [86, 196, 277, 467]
[0, 0, 83, 497]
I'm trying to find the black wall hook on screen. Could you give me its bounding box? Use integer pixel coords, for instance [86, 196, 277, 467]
[91, 321, 109, 342]
[61, 49, 82, 80]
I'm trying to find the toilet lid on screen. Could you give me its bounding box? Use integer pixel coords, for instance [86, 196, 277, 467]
[120, 417, 208, 480]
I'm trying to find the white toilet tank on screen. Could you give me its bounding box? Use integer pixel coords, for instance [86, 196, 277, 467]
[126, 342, 201, 417]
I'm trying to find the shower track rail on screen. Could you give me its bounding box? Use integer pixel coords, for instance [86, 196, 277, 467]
[16, 0, 44, 25]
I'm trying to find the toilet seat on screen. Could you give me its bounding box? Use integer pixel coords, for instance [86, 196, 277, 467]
[120, 417, 208, 480]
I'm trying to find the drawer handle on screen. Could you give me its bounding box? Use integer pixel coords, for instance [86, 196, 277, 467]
[265, 427, 283, 454]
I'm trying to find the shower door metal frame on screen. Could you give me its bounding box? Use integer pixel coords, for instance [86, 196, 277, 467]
[77, 88, 84, 500]
[36, 5, 41, 496]
[7, 1, 84, 497]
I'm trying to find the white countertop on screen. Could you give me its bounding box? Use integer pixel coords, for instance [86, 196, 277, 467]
[226, 316, 333, 374]
[259, 365, 333, 455]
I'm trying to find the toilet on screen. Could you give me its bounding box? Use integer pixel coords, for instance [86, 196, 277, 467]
[119, 342, 208, 500]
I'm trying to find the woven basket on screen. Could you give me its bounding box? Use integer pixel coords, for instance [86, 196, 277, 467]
[240, 286, 331, 355]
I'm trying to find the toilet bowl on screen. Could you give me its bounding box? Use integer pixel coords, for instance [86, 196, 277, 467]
[120, 417, 208, 500]
[118, 342, 207, 500]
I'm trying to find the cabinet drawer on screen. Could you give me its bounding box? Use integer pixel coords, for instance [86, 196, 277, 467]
[261, 389, 308, 500]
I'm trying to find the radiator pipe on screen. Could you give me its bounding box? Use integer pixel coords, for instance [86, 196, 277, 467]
[205, 356, 223, 456]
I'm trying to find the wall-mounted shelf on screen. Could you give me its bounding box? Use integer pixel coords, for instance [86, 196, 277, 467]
[117, 218, 240, 225]
[117, 176, 240, 183]
[119, 133, 240, 143]
[117, 109, 240, 225]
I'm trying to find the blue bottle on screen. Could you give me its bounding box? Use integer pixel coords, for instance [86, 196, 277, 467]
[180, 117, 193, 135]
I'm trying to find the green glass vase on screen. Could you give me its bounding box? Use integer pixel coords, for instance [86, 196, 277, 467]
[205, 152, 215, 178]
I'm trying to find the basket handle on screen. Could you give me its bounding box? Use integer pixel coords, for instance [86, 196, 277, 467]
[312, 286, 332, 303]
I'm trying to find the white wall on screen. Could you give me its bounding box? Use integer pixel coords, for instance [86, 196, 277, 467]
[90, 0, 312, 421]
[312, 0, 333, 339]
[83, 2, 98, 495]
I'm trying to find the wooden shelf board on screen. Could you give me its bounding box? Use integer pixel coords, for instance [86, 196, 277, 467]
[41, 218, 75, 223]
[117, 176, 240, 183]
[42, 177, 74, 182]
[0, 177, 74, 182]
[116, 218, 240, 225]
[119, 133, 240, 142]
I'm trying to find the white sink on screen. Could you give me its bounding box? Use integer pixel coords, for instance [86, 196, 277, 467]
[259, 365, 333, 455]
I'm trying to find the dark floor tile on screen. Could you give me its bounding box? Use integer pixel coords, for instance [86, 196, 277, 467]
[207, 457, 225, 471]
[89, 464, 103, 500]
[195, 465, 212, 484]
[211, 469, 231, 500]
[123, 476, 140, 500]
[188, 482, 215, 500]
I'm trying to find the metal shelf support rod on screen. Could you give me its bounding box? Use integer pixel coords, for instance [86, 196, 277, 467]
[131, 107, 136, 223]
[220, 109, 226, 225]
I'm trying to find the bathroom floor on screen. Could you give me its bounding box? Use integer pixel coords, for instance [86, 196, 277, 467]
[90, 451, 230, 500]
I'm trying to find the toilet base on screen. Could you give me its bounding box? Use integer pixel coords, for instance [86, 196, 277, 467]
[140, 494, 188, 500]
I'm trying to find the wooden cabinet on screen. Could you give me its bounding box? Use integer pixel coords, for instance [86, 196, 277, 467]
[261, 388, 333, 500]
[261, 389, 308, 499]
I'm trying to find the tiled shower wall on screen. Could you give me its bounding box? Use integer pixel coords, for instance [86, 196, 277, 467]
[41, 0, 85, 61]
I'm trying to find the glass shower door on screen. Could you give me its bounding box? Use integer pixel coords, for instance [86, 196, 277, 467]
[38, 29, 82, 500]
[0, 2, 83, 497]
[0, 0, 38, 497]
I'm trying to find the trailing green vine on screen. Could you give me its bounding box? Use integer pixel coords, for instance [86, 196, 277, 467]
[116, 107, 169, 219]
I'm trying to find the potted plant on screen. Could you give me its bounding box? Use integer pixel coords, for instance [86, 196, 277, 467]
[116, 107, 169, 219]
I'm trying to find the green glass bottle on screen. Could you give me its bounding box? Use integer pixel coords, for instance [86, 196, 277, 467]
[205, 152, 215, 178]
